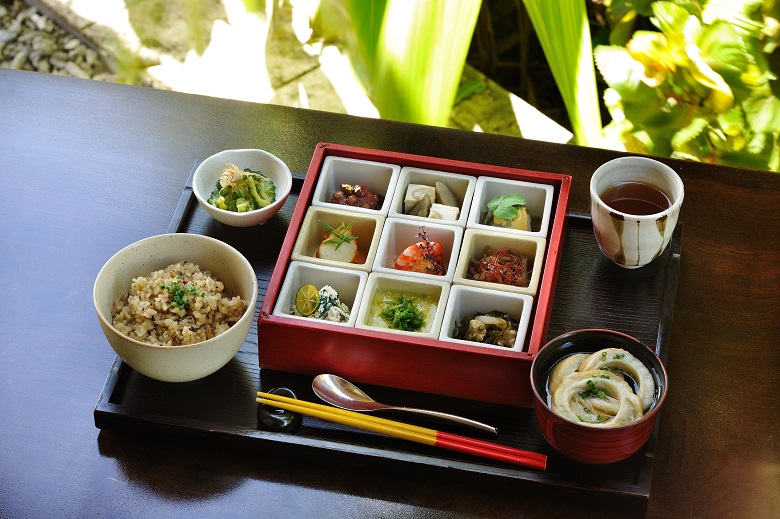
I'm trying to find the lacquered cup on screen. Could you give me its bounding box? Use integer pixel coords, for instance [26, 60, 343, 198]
[590, 156, 683, 268]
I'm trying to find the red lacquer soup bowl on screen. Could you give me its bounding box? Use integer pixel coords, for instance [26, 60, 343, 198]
[530, 329, 668, 464]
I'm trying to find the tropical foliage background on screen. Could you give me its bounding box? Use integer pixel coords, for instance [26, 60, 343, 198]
[304, 0, 780, 171]
[125, 0, 780, 172]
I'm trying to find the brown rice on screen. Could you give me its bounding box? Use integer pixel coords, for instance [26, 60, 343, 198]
[112, 261, 247, 346]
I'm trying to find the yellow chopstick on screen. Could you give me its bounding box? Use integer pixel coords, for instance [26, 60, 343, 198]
[259, 391, 436, 438]
[257, 394, 437, 445]
[256, 392, 547, 470]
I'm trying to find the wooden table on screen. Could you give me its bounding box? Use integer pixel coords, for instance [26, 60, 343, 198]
[1, 69, 778, 518]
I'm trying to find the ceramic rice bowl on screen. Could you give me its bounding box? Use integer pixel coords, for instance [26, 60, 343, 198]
[530, 329, 668, 464]
[93, 233, 258, 382]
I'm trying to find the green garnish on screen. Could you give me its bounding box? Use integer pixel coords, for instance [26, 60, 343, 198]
[379, 294, 425, 332]
[320, 221, 358, 250]
[613, 352, 626, 359]
[159, 280, 205, 309]
[601, 351, 608, 361]
[579, 379, 607, 399]
[486, 193, 526, 220]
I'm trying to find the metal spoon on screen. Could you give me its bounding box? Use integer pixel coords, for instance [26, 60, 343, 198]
[312, 374, 498, 435]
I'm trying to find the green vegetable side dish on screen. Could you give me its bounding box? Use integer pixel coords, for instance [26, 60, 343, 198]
[207, 162, 276, 213]
[379, 294, 426, 332]
[369, 290, 437, 333]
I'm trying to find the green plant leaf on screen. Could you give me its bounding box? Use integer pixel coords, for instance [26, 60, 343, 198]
[342, 0, 387, 83]
[718, 108, 746, 136]
[702, 0, 765, 37]
[454, 79, 487, 105]
[686, 43, 735, 112]
[523, 0, 603, 146]
[594, 45, 648, 97]
[672, 117, 709, 150]
[627, 31, 683, 74]
[369, 0, 481, 126]
[651, 1, 690, 36]
[487, 194, 526, 220]
[698, 21, 750, 84]
[743, 89, 780, 132]
[605, 1, 637, 46]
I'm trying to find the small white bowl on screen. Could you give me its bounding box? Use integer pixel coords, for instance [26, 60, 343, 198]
[372, 218, 462, 283]
[192, 149, 293, 227]
[93, 233, 258, 382]
[439, 285, 534, 352]
[291, 206, 384, 273]
[388, 167, 476, 227]
[453, 228, 546, 296]
[311, 156, 400, 216]
[355, 272, 450, 339]
[272, 261, 367, 327]
[467, 176, 554, 238]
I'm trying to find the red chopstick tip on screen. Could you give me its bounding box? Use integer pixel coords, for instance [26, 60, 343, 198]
[435, 432, 547, 471]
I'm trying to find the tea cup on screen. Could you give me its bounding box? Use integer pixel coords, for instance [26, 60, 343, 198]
[590, 156, 683, 268]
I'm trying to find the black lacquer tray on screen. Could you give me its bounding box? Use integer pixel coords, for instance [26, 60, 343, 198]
[94, 160, 682, 502]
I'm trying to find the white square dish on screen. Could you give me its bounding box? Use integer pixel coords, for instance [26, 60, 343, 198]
[372, 218, 463, 283]
[388, 167, 476, 227]
[467, 176, 554, 238]
[453, 228, 546, 296]
[291, 206, 384, 272]
[311, 156, 400, 216]
[272, 261, 367, 327]
[439, 285, 534, 352]
[355, 272, 450, 339]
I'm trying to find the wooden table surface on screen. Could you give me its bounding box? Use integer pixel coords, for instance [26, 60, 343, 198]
[1, 69, 778, 518]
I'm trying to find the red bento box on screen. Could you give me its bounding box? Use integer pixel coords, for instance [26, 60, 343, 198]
[257, 143, 571, 407]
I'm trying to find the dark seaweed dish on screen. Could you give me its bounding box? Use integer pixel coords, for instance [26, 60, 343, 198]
[454, 311, 518, 347]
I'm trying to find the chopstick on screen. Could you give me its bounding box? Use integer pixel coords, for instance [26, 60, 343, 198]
[257, 391, 547, 471]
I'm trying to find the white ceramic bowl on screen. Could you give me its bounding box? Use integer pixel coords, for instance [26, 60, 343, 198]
[310, 156, 400, 216]
[467, 176, 554, 238]
[372, 218, 463, 283]
[93, 233, 258, 382]
[272, 261, 367, 327]
[439, 285, 534, 352]
[454, 228, 546, 296]
[291, 205, 384, 273]
[355, 272, 450, 339]
[388, 167, 477, 227]
[192, 149, 293, 227]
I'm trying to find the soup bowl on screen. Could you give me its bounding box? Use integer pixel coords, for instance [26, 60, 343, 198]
[530, 329, 668, 464]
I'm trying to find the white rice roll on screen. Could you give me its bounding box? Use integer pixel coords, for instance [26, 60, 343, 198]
[551, 370, 643, 428]
[578, 348, 655, 412]
[548, 353, 587, 396]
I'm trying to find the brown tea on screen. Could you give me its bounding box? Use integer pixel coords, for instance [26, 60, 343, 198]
[600, 181, 671, 215]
